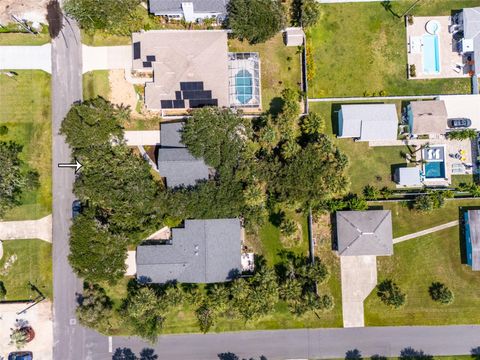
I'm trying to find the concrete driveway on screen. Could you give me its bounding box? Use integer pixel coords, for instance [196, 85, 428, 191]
[0, 301, 53, 360]
[0, 44, 52, 73]
[0, 215, 52, 242]
[124, 130, 160, 146]
[340, 255, 377, 328]
[82, 45, 131, 73]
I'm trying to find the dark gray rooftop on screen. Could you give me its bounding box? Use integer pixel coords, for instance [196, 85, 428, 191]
[149, 0, 228, 14]
[136, 218, 242, 283]
[158, 122, 210, 187]
[336, 210, 393, 256]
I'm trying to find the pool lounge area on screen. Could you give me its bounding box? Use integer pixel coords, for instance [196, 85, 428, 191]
[423, 145, 446, 179]
[406, 16, 468, 79]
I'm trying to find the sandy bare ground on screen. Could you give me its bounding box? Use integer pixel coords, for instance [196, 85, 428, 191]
[0, 0, 48, 24]
[108, 69, 141, 115]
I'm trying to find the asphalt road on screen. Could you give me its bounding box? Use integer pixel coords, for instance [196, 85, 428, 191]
[51, 16, 110, 360]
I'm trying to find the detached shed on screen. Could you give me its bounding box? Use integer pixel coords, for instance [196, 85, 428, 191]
[284, 27, 305, 46]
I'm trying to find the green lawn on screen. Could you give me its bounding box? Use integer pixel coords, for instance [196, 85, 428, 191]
[229, 33, 302, 113]
[310, 102, 407, 194]
[370, 198, 480, 238]
[0, 70, 52, 220]
[364, 226, 480, 326]
[0, 32, 50, 45]
[307, 0, 479, 97]
[0, 240, 52, 300]
[83, 71, 111, 100]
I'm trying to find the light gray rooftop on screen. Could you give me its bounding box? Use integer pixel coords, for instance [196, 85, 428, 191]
[158, 122, 210, 187]
[149, 0, 228, 14]
[339, 104, 398, 141]
[136, 218, 242, 283]
[463, 7, 480, 74]
[336, 210, 393, 256]
[396, 167, 422, 187]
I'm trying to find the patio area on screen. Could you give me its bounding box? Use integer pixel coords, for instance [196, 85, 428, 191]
[406, 16, 470, 79]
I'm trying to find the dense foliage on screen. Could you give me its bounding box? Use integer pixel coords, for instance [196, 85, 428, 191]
[447, 129, 478, 140]
[64, 0, 141, 34]
[428, 282, 454, 305]
[76, 284, 113, 332]
[291, 0, 321, 28]
[0, 141, 39, 218]
[413, 191, 452, 212]
[227, 0, 285, 44]
[62, 99, 160, 283]
[377, 279, 406, 308]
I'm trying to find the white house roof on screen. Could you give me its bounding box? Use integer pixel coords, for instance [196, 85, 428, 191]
[396, 167, 422, 187]
[339, 104, 398, 141]
[284, 27, 304, 46]
[438, 94, 480, 130]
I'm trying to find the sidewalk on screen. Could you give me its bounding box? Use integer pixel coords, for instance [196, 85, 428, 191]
[0, 215, 52, 243]
[393, 220, 459, 244]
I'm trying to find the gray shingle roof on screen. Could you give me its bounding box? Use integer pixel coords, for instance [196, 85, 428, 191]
[339, 104, 398, 141]
[158, 122, 210, 187]
[463, 7, 480, 74]
[336, 210, 393, 256]
[149, 0, 228, 14]
[136, 218, 242, 283]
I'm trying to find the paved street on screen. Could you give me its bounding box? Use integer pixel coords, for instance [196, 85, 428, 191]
[51, 16, 109, 360]
[111, 325, 480, 360]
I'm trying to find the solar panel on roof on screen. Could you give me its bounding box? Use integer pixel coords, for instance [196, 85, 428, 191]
[173, 100, 185, 108]
[180, 81, 204, 91]
[182, 90, 212, 100]
[143, 61, 152, 68]
[146, 55, 156, 61]
[189, 99, 218, 108]
[175, 91, 182, 100]
[161, 100, 173, 109]
[133, 42, 141, 60]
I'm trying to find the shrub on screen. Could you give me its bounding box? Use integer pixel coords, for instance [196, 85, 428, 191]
[0, 125, 8, 136]
[407, 14, 414, 25]
[413, 191, 446, 212]
[409, 64, 416, 78]
[363, 185, 380, 200]
[306, 41, 316, 82]
[280, 218, 297, 236]
[380, 187, 394, 199]
[447, 129, 478, 140]
[429, 282, 454, 305]
[345, 194, 368, 211]
[377, 279, 406, 308]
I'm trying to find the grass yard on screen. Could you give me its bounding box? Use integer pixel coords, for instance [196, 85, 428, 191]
[229, 33, 302, 113]
[307, 0, 479, 97]
[83, 71, 111, 100]
[364, 226, 480, 326]
[0, 32, 50, 45]
[310, 102, 407, 194]
[370, 198, 480, 238]
[0, 71, 52, 220]
[0, 240, 52, 300]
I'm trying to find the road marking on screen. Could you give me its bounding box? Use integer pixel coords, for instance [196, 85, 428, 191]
[108, 336, 112, 353]
[69, 318, 76, 325]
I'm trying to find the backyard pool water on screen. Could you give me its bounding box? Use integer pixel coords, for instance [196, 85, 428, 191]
[422, 34, 441, 74]
[423, 146, 446, 179]
[235, 69, 253, 105]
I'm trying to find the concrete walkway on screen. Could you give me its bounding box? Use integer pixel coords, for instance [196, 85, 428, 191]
[0, 44, 51, 73]
[82, 45, 131, 73]
[393, 220, 459, 244]
[0, 215, 52, 242]
[340, 255, 377, 328]
[124, 130, 160, 146]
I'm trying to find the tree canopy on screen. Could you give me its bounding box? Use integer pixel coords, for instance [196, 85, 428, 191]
[227, 0, 285, 44]
[64, 0, 141, 34]
[0, 141, 39, 218]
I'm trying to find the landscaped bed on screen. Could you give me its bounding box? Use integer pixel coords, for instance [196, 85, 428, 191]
[364, 226, 480, 326]
[0, 240, 52, 301]
[0, 70, 52, 221]
[307, 1, 479, 97]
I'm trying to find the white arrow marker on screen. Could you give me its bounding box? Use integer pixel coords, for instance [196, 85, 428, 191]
[58, 159, 83, 173]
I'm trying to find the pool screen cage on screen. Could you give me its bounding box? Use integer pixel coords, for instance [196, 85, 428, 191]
[228, 52, 261, 108]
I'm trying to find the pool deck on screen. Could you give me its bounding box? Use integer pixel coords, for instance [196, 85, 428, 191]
[406, 16, 467, 80]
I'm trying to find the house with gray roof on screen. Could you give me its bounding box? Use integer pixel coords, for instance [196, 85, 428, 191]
[336, 210, 393, 256]
[454, 7, 480, 76]
[136, 218, 243, 283]
[158, 122, 210, 187]
[464, 210, 480, 271]
[338, 104, 398, 141]
[149, 0, 228, 22]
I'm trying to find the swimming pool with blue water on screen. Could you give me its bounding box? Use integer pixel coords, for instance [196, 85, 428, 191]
[235, 70, 253, 104]
[422, 34, 440, 74]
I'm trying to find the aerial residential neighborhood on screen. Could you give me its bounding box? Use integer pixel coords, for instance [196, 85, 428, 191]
[3, 0, 480, 359]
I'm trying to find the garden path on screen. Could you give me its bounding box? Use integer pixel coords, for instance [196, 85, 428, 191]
[393, 220, 459, 243]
